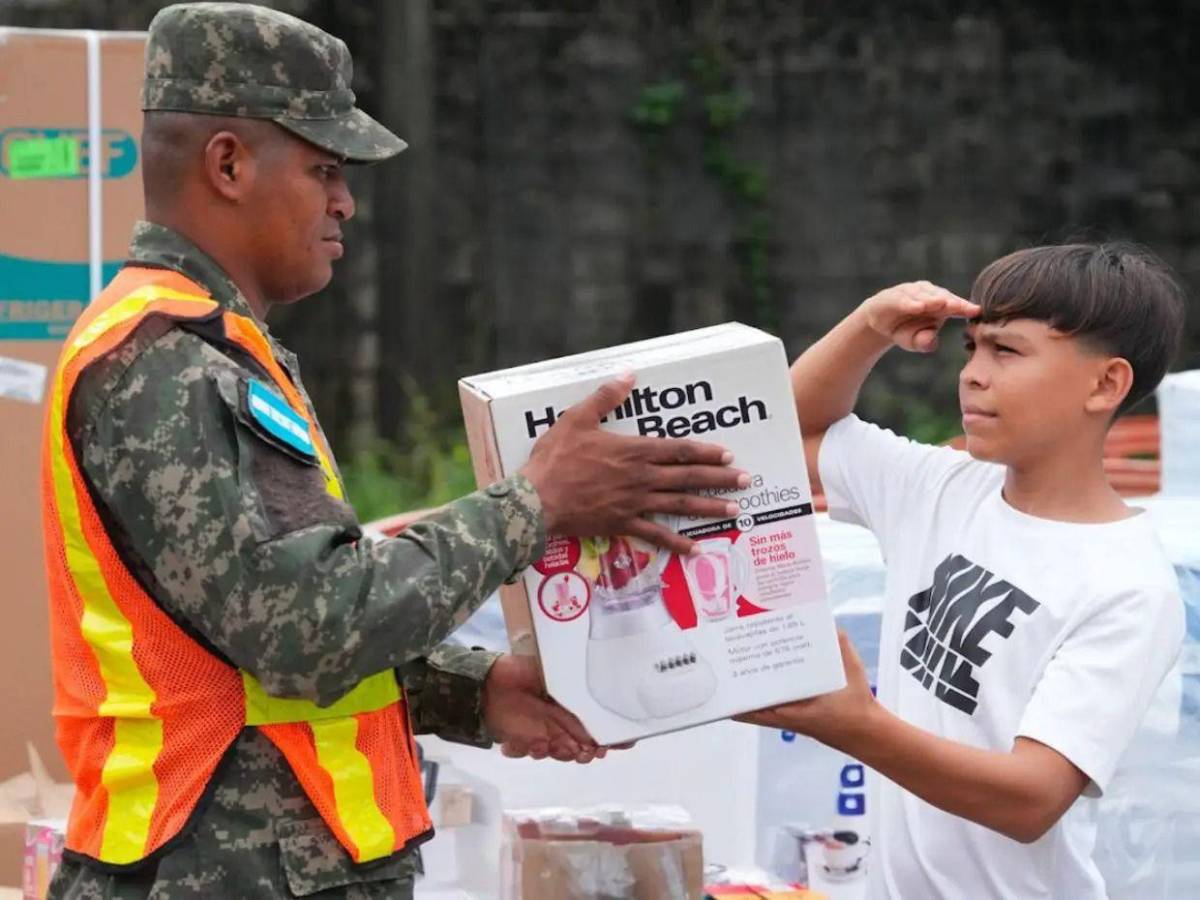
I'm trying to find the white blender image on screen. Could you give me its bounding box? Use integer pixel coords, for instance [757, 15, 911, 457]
[583, 536, 717, 721]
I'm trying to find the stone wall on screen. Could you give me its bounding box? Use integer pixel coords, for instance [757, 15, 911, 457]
[7, 0, 1199, 449]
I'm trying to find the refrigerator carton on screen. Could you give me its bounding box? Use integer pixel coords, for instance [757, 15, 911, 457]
[0, 27, 146, 785]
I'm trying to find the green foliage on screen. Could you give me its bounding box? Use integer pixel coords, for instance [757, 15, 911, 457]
[898, 399, 964, 446]
[630, 45, 778, 331]
[339, 381, 477, 524]
[630, 80, 687, 132]
[340, 438, 476, 524]
[701, 87, 749, 131]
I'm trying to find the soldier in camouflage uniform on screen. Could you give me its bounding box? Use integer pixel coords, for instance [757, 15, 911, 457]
[47, 4, 745, 898]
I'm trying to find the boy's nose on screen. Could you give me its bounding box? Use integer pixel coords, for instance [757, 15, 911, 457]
[960, 359, 988, 389]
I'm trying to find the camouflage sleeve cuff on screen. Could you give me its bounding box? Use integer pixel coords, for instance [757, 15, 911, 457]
[492, 472, 546, 583]
[402, 644, 503, 747]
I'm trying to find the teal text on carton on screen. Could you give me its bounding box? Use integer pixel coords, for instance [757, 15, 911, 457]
[0, 253, 121, 340]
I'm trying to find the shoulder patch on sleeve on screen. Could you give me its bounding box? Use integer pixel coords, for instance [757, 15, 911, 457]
[245, 379, 317, 460]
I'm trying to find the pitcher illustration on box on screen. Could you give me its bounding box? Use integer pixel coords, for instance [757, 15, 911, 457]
[583, 536, 717, 720]
[681, 536, 739, 622]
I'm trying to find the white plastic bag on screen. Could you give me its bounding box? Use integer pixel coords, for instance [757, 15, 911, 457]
[1158, 370, 1200, 496]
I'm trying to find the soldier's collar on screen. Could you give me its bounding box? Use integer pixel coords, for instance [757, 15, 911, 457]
[126, 220, 261, 324]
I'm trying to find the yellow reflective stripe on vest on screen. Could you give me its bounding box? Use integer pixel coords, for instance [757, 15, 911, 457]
[49, 287, 217, 863]
[316, 452, 344, 500]
[63, 286, 216, 369]
[99, 719, 164, 863]
[242, 670, 400, 726]
[310, 717, 396, 861]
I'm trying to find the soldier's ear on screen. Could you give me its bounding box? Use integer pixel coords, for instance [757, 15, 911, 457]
[203, 130, 256, 201]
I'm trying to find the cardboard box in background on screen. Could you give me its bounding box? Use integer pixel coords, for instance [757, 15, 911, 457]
[0, 746, 72, 895]
[500, 806, 703, 900]
[511, 834, 703, 900]
[460, 324, 846, 747]
[0, 26, 146, 847]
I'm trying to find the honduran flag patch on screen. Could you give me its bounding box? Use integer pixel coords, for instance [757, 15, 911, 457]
[246, 379, 315, 459]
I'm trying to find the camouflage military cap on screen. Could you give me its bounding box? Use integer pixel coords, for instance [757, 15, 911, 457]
[143, 2, 406, 163]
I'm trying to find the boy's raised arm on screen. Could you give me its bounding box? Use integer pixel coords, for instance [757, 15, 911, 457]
[791, 282, 979, 483]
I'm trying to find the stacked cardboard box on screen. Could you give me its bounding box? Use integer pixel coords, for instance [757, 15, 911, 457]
[0, 27, 146, 887]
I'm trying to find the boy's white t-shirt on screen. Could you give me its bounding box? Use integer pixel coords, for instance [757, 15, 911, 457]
[818, 415, 1185, 900]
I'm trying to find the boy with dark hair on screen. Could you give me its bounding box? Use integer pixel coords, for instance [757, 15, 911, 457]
[744, 242, 1187, 898]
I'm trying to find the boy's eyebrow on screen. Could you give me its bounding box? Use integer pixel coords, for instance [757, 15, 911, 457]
[967, 322, 1032, 345]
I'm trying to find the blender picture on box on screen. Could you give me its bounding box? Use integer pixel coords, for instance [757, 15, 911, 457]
[460, 323, 846, 745]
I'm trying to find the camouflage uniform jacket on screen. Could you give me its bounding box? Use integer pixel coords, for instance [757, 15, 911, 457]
[48, 221, 545, 900]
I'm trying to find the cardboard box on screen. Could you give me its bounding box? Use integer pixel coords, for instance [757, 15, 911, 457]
[0, 28, 147, 788]
[0, 747, 73, 891]
[459, 323, 845, 746]
[501, 806, 703, 900]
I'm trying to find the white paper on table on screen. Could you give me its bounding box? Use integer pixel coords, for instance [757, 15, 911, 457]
[0, 356, 48, 405]
[0, 744, 73, 826]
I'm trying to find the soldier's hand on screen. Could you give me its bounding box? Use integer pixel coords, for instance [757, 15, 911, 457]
[520, 374, 748, 556]
[483, 654, 620, 763]
[860, 281, 980, 353]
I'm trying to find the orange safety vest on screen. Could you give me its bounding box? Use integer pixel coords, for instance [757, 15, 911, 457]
[42, 266, 432, 867]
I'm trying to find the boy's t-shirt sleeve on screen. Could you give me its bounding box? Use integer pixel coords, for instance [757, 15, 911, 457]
[817, 414, 971, 550]
[1017, 584, 1185, 796]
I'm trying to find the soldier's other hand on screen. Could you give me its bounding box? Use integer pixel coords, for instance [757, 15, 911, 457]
[484, 654, 618, 763]
[520, 374, 749, 556]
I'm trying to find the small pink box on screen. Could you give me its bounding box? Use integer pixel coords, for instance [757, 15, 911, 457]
[21, 819, 65, 900]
